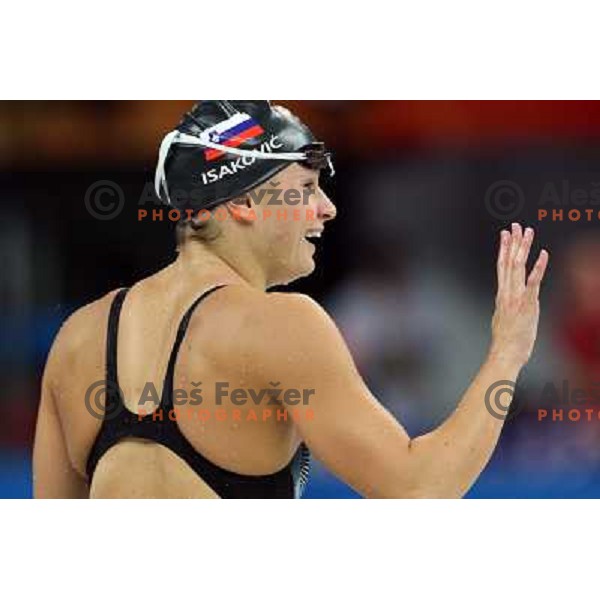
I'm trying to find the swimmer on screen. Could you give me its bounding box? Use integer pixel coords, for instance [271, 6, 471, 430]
[33, 101, 549, 498]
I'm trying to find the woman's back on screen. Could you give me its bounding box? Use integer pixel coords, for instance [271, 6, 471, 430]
[42, 268, 304, 498]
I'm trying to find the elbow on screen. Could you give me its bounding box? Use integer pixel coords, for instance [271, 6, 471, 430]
[394, 441, 467, 498]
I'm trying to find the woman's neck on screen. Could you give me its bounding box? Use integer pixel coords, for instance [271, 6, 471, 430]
[172, 242, 268, 290]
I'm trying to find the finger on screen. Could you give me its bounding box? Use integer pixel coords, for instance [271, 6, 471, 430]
[511, 226, 534, 291]
[527, 249, 550, 294]
[509, 222, 523, 264]
[505, 222, 522, 291]
[518, 227, 535, 264]
[496, 230, 510, 292]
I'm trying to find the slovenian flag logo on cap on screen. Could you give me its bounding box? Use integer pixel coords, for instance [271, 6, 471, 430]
[202, 112, 265, 161]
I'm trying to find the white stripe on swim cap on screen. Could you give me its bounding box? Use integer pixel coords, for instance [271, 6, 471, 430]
[154, 130, 307, 204]
[202, 112, 253, 138]
[154, 130, 180, 204]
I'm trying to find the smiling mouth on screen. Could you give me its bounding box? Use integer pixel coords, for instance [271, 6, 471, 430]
[304, 229, 323, 242]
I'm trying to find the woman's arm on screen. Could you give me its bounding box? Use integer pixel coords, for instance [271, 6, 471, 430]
[251, 223, 548, 498]
[33, 338, 89, 499]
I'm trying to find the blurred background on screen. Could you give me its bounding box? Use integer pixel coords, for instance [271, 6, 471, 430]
[1, 100, 600, 498]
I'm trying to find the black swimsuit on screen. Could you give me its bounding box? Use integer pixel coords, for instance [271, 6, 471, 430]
[86, 285, 310, 498]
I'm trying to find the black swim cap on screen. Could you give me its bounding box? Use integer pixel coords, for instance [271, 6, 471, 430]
[154, 101, 334, 212]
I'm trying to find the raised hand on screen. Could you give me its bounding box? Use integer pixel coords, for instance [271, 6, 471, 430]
[490, 223, 549, 368]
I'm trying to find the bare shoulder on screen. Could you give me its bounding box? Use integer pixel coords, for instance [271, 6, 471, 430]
[223, 288, 347, 365]
[263, 291, 336, 337]
[216, 287, 334, 335]
[44, 289, 123, 380]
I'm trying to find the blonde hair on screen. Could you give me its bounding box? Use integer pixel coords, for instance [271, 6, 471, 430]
[175, 212, 222, 249]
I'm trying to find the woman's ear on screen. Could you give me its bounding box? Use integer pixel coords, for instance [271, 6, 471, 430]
[227, 195, 256, 224]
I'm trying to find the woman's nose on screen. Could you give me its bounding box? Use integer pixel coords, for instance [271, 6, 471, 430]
[317, 189, 337, 222]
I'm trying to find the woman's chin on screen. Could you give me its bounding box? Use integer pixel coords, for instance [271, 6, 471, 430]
[272, 257, 316, 287]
